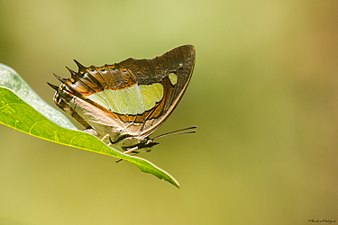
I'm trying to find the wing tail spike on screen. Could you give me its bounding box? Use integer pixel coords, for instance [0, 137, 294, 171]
[73, 59, 86, 72]
[53, 73, 65, 83]
[47, 82, 59, 91]
[66, 66, 77, 76]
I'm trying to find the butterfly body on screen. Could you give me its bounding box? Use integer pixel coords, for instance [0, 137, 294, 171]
[49, 45, 196, 151]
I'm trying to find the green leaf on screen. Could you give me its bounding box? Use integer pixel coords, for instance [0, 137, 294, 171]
[0, 64, 179, 188]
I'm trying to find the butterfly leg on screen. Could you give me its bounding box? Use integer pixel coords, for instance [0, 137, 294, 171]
[100, 134, 111, 144]
[123, 146, 139, 154]
[114, 147, 139, 163]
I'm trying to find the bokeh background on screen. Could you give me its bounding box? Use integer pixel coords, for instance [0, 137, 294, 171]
[0, 0, 337, 224]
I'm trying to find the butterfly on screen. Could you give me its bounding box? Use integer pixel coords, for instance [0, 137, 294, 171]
[48, 45, 196, 154]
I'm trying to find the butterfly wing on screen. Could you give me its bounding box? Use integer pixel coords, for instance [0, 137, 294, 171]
[117, 44, 196, 136]
[49, 45, 195, 140]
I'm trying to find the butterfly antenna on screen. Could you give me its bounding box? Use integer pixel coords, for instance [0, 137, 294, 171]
[153, 126, 197, 140]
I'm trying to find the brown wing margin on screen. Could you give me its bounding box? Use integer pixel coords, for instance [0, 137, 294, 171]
[118, 45, 196, 136]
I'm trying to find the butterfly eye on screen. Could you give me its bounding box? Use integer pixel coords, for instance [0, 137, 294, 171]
[178, 63, 184, 69]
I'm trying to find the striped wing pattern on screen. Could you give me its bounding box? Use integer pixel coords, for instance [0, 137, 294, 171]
[48, 45, 195, 144]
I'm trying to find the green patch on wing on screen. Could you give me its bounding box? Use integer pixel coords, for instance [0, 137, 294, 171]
[88, 83, 163, 114]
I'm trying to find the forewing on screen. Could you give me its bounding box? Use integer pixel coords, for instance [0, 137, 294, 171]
[118, 45, 196, 136]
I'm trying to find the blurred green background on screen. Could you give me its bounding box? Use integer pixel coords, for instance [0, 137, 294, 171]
[0, 0, 337, 224]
